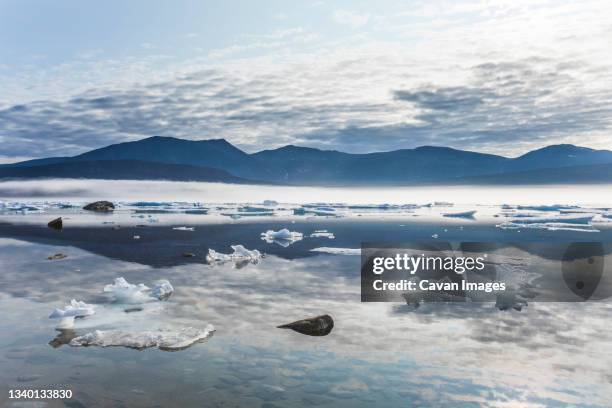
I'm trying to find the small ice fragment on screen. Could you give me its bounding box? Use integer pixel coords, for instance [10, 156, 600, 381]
[309, 230, 335, 239]
[263, 200, 279, 206]
[507, 214, 593, 225]
[261, 229, 303, 246]
[310, 247, 360, 255]
[69, 325, 215, 350]
[443, 210, 476, 219]
[151, 280, 174, 301]
[173, 226, 195, 231]
[49, 299, 95, 329]
[206, 245, 262, 264]
[432, 234, 439, 239]
[133, 235, 140, 240]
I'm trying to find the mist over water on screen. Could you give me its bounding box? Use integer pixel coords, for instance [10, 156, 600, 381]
[1, 179, 612, 206]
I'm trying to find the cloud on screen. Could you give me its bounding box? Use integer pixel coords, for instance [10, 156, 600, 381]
[333, 9, 370, 28]
[0, 1, 611, 161]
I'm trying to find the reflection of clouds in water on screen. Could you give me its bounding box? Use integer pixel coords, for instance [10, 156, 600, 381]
[1, 239, 612, 405]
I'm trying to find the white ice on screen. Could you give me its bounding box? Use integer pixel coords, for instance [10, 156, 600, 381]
[505, 214, 594, 225]
[151, 280, 174, 300]
[261, 229, 303, 246]
[309, 230, 335, 239]
[497, 222, 599, 233]
[172, 226, 195, 231]
[49, 299, 95, 329]
[69, 324, 215, 350]
[206, 245, 263, 264]
[310, 247, 360, 255]
[104, 277, 174, 304]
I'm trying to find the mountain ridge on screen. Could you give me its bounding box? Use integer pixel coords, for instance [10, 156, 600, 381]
[2, 137, 611, 185]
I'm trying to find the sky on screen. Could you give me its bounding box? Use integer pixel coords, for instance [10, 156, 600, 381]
[0, 0, 611, 163]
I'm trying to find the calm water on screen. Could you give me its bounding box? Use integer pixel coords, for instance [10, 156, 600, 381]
[1, 179, 612, 206]
[1, 181, 612, 407]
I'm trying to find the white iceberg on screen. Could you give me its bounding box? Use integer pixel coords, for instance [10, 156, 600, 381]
[69, 325, 215, 350]
[310, 247, 360, 255]
[309, 230, 335, 239]
[206, 245, 263, 264]
[172, 226, 195, 231]
[104, 277, 174, 303]
[151, 280, 174, 300]
[261, 229, 303, 246]
[49, 299, 95, 329]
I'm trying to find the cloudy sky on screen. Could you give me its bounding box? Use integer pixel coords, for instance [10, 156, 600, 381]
[1, 0, 611, 163]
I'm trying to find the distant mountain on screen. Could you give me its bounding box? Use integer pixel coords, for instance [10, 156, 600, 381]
[453, 163, 612, 184]
[0, 160, 256, 184]
[2, 136, 611, 185]
[251, 145, 509, 184]
[509, 144, 612, 171]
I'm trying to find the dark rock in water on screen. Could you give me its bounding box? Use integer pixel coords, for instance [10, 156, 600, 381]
[277, 314, 334, 336]
[47, 253, 67, 260]
[182, 252, 196, 258]
[47, 217, 63, 230]
[83, 201, 115, 212]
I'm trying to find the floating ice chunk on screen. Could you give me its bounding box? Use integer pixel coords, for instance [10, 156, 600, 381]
[261, 229, 303, 246]
[238, 206, 270, 213]
[431, 234, 439, 239]
[497, 222, 599, 233]
[442, 210, 476, 219]
[49, 299, 95, 329]
[104, 277, 151, 304]
[69, 325, 215, 350]
[206, 245, 262, 264]
[172, 226, 195, 231]
[310, 247, 360, 255]
[292, 207, 336, 216]
[516, 205, 578, 212]
[133, 235, 140, 240]
[103, 277, 173, 303]
[151, 280, 174, 300]
[507, 214, 593, 225]
[263, 200, 279, 206]
[309, 230, 335, 239]
[434, 201, 454, 207]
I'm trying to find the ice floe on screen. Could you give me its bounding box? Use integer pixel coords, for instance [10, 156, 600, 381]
[172, 226, 195, 231]
[310, 247, 360, 255]
[261, 229, 303, 246]
[49, 299, 95, 329]
[309, 230, 335, 239]
[206, 245, 263, 264]
[104, 277, 174, 304]
[69, 325, 215, 350]
[151, 280, 174, 300]
[442, 210, 476, 219]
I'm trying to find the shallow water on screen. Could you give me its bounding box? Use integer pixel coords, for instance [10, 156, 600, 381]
[1, 182, 612, 407]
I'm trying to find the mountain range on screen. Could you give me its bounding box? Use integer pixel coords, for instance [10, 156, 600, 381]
[1, 136, 611, 185]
